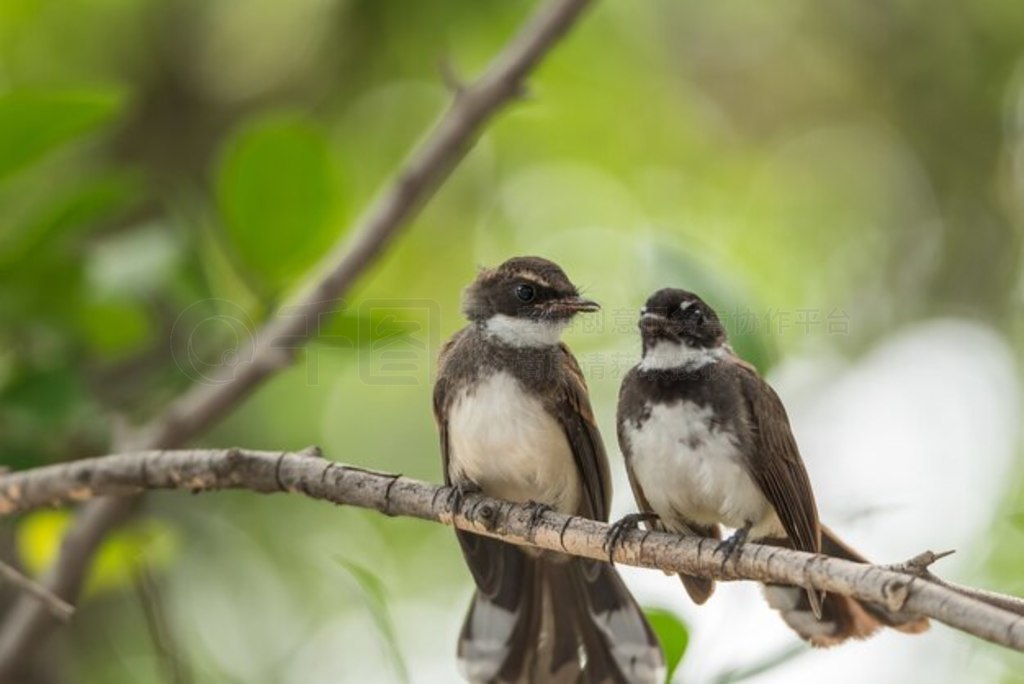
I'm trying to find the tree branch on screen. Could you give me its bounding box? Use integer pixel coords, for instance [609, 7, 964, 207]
[1, 448, 1023, 653]
[886, 552, 1024, 618]
[0, 562, 73, 624]
[0, 0, 595, 676]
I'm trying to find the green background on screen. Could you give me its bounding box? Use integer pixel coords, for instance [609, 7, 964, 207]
[1, 0, 1023, 682]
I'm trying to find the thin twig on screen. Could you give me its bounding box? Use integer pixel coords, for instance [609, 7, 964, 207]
[886, 551, 1024, 618]
[0, 0, 595, 676]
[1, 448, 1023, 653]
[884, 549, 956, 575]
[0, 562, 73, 623]
[134, 564, 193, 684]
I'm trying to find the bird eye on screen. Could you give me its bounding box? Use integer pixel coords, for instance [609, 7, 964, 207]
[515, 283, 535, 302]
[685, 305, 706, 326]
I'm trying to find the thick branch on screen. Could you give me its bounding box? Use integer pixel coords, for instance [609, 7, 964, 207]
[0, 0, 594, 676]
[1, 449, 1023, 653]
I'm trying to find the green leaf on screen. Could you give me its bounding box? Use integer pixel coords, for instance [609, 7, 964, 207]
[0, 172, 136, 268]
[77, 298, 151, 359]
[216, 114, 343, 294]
[0, 173, 136, 336]
[0, 88, 123, 181]
[644, 607, 688, 682]
[334, 557, 410, 683]
[196, 224, 264, 318]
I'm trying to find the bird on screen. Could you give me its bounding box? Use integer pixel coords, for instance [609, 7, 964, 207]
[614, 287, 929, 646]
[433, 256, 665, 683]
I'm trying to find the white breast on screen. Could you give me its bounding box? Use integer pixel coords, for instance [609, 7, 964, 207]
[624, 401, 780, 536]
[448, 371, 581, 513]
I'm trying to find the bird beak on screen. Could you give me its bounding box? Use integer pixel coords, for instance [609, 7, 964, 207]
[548, 296, 600, 315]
[639, 308, 669, 333]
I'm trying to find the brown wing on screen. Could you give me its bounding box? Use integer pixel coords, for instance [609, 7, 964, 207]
[551, 342, 613, 521]
[734, 362, 821, 556]
[734, 362, 824, 616]
[432, 329, 466, 486]
[622, 458, 656, 524]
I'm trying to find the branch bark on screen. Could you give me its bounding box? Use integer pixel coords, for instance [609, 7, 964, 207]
[1, 448, 1023, 653]
[0, 0, 595, 676]
[886, 553, 1024, 618]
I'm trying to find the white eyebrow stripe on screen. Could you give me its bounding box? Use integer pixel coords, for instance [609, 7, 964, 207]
[678, 300, 698, 314]
[506, 272, 556, 290]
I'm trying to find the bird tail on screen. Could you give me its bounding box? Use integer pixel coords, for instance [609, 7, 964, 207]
[763, 525, 929, 647]
[458, 549, 665, 683]
[679, 573, 715, 605]
[677, 523, 720, 604]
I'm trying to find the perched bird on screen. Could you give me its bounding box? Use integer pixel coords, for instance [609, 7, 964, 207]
[433, 256, 664, 683]
[615, 288, 928, 646]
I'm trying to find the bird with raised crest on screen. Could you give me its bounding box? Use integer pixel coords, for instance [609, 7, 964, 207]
[613, 288, 929, 646]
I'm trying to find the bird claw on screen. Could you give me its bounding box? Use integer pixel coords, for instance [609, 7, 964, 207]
[524, 501, 553, 529]
[716, 523, 751, 569]
[447, 482, 481, 518]
[604, 512, 660, 563]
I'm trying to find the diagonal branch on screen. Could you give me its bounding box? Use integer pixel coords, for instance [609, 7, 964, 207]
[0, 0, 595, 677]
[1, 448, 1023, 653]
[0, 562, 73, 624]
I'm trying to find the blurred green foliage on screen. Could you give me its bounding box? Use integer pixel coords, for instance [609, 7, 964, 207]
[216, 114, 345, 296]
[334, 557, 410, 683]
[18, 511, 180, 597]
[0, 88, 123, 181]
[644, 607, 689, 682]
[1, 0, 1023, 682]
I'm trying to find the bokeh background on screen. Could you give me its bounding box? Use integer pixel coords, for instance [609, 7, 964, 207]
[2, 0, 1024, 682]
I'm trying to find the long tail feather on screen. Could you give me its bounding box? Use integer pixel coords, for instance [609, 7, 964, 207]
[457, 548, 665, 683]
[762, 526, 928, 647]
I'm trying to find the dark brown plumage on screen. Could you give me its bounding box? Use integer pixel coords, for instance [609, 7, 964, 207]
[616, 288, 928, 646]
[435, 257, 664, 683]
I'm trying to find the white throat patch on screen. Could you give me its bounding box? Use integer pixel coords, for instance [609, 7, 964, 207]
[639, 340, 726, 371]
[484, 314, 568, 348]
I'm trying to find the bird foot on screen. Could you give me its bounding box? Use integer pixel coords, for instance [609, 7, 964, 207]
[524, 501, 553, 530]
[604, 512, 661, 563]
[446, 481, 481, 518]
[716, 522, 752, 569]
